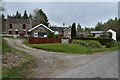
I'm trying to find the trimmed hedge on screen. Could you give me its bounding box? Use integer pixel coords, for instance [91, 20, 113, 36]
[72, 40, 102, 48]
[74, 37, 113, 45]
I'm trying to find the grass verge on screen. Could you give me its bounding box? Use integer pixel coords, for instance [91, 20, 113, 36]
[27, 43, 118, 54]
[2, 38, 34, 78]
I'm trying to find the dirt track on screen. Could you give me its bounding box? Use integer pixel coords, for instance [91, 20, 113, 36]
[4, 38, 109, 78]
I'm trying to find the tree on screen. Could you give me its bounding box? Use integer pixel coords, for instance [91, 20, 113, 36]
[29, 14, 33, 20]
[117, 18, 120, 41]
[23, 10, 28, 19]
[77, 23, 82, 32]
[84, 27, 90, 32]
[15, 11, 21, 18]
[95, 22, 103, 30]
[63, 23, 65, 26]
[71, 22, 76, 39]
[32, 9, 49, 27]
[94, 17, 119, 41]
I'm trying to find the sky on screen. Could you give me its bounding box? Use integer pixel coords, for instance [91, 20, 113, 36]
[3, 0, 119, 28]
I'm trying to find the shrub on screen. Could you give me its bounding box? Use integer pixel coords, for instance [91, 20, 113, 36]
[72, 40, 101, 48]
[88, 34, 94, 38]
[53, 34, 58, 38]
[111, 42, 118, 47]
[47, 32, 54, 38]
[74, 37, 113, 45]
[85, 40, 102, 48]
[106, 42, 118, 48]
[106, 42, 112, 48]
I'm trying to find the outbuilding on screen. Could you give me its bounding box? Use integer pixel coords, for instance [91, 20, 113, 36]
[107, 29, 116, 41]
[28, 24, 54, 38]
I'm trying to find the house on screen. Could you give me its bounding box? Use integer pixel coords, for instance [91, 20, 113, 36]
[91, 31, 103, 38]
[28, 24, 54, 37]
[5, 18, 32, 37]
[76, 31, 90, 38]
[107, 29, 116, 41]
[63, 27, 90, 38]
[91, 29, 116, 41]
[50, 27, 66, 37]
[63, 27, 71, 39]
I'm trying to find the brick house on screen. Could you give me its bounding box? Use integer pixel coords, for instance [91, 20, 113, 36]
[5, 18, 32, 37]
[50, 27, 66, 37]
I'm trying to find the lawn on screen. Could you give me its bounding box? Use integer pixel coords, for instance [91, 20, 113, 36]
[28, 43, 118, 54]
[2, 38, 34, 78]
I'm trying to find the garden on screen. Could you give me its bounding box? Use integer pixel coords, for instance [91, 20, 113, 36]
[26, 39, 118, 54]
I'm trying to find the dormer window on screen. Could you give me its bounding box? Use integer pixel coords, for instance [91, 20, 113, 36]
[9, 24, 12, 29]
[23, 24, 26, 29]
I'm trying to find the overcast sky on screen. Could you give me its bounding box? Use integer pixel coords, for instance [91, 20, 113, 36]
[3, 1, 119, 28]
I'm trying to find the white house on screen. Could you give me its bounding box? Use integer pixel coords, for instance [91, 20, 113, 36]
[107, 29, 116, 41]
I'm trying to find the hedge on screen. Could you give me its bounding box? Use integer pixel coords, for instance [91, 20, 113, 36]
[74, 37, 113, 45]
[72, 40, 102, 48]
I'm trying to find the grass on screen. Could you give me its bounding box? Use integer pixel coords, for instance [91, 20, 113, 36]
[2, 38, 34, 78]
[27, 43, 118, 54]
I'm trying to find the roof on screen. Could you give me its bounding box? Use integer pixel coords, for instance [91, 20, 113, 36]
[5, 18, 31, 24]
[107, 29, 116, 33]
[28, 24, 54, 33]
[91, 31, 103, 34]
[50, 27, 66, 32]
[63, 27, 71, 31]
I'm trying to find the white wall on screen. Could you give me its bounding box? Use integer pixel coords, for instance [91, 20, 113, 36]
[107, 29, 116, 41]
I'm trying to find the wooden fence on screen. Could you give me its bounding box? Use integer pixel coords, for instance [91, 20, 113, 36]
[29, 37, 72, 44]
[29, 37, 62, 44]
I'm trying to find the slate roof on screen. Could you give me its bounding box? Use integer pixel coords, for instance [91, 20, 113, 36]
[91, 31, 103, 34]
[50, 27, 66, 32]
[63, 26, 71, 31]
[5, 18, 31, 24]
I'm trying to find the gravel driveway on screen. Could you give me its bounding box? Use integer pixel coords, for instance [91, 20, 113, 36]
[4, 38, 110, 78]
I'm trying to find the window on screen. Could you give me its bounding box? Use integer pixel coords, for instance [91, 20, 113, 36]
[34, 32, 38, 37]
[23, 24, 26, 29]
[9, 31, 12, 34]
[9, 24, 12, 28]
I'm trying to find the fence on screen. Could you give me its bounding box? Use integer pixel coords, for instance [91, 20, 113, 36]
[29, 37, 72, 44]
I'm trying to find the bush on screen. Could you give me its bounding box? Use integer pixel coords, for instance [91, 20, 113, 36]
[85, 40, 102, 48]
[47, 32, 54, 38]
[106, 42, 118, 48]
[106, 42, 112, 48]
[74, 37, 113, 45]
[88, 34, 94, 38]
[53, 34, 58, 38]
[72, 40, 101, 48]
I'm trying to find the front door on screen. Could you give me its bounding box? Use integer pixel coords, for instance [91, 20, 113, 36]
[15, 31, 19, 35]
